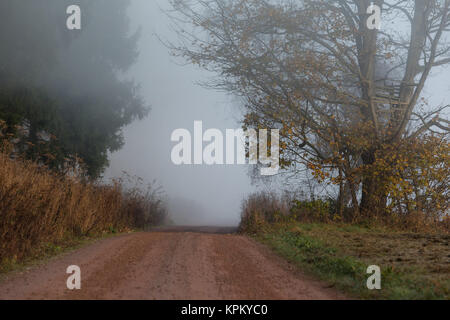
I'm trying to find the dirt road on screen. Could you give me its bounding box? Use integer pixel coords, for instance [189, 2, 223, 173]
[0, 228, 344, 300]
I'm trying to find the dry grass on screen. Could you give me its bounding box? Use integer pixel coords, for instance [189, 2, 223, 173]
[291, 223, 450, 282]
[240, 192, 449, 299]
[240, 191, 449, 234]
[0, 151, 167, 266]
[240, 192, 290, 233]
[255, 222, 450, 299]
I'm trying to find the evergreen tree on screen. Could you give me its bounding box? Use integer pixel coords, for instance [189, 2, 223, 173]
[0, 0, 148, 178]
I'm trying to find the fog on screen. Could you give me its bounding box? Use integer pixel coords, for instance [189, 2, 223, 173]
[2, 1, 447, 227]
[104, 1, 255, 226]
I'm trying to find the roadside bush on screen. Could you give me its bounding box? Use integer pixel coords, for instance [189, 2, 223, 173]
[239, 190, 449, 233]
[290, 199, 334, 222]
[240, 191, 334, 232]
[239, 192, 290, 233]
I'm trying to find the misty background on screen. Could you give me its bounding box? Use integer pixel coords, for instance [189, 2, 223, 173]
[103, 1, 256, 226]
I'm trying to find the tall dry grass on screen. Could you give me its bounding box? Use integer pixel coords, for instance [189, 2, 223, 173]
[0, 150, 167, 264]
[239, 191, 449, 234]
[239, 192, 290, 233]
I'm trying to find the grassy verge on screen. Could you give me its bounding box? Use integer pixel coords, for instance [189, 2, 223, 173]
[250, 222, 449, 299]
[0, 229, 136, 278]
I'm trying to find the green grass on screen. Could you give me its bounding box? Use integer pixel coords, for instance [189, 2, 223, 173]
[251, 223, 449, 300]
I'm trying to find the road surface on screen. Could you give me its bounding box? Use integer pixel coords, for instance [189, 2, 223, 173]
[0, 227, 344, 300]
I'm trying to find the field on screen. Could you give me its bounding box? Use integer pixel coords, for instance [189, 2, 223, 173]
[251, 222, 449, 299]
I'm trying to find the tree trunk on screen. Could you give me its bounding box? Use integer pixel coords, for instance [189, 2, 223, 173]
[360, 150, 387, 216]
[337, 167, 345, 218]
[348, 179, 360, 221]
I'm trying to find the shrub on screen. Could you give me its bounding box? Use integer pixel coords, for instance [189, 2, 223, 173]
[290, 199, 333, 222]
[239, 192, 290, 233]
[239, 190, 449, 233]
